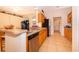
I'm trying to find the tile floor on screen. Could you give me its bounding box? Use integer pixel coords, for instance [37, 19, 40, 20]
[39, 32, 72, 52]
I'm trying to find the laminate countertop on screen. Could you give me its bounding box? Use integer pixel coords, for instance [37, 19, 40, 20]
[0, 28, 46, 37]
[0, 29, 28, 36]
[64, 27, 72, 31]
[28, 28, 46, 36]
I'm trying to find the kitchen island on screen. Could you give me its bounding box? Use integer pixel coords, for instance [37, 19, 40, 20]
[0, 29, 28, 52]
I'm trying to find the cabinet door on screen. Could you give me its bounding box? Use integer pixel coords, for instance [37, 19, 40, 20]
[39, 28, 47, 47]
[68, 30, 72, 41]
[64, 28, 72, 41]
[39, 30, 44, 45]
[44, 29, 47, 40]
[0, 32, 5, 52]
[67, 12, 72, 24]
[38, 13, 45, 23]
[0, 38, 1, 51]
[26, 33, 29, 52]
[64, 28, 67, 38]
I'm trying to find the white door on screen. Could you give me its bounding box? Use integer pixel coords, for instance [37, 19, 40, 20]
[53, 17, 61, 32]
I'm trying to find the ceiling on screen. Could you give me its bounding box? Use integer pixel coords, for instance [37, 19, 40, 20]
[38, 6, 71, 10]
[38, 6, 72, 19]
[0, 6, 37, 17]
[0, 6, 71, 17]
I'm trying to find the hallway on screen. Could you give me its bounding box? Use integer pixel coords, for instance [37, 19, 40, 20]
[39, 32, 72, 52]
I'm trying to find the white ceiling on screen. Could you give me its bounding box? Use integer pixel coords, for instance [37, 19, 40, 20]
[38, 6, 71, 10]
[0, 6, 71, 17]
[0, 6, 37, 17]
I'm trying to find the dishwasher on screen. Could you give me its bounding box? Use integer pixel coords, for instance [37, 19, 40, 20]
[28, 32, 39, 52]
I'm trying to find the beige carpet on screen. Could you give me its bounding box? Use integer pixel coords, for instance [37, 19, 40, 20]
[39, 32, 72, 52]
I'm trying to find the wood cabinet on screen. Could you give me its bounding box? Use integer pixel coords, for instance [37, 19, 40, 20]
[38, 12, 45, 23]
[26, 32, 29, 52]
[65, 12, 72, 41]
[64, 28, 72, 41]
[67, 12, 72, 24]
[0, 32, 5, 52]
[39, 28, 47, 47]
[0, 37, 1, 51]
[29, 28, 47, 52]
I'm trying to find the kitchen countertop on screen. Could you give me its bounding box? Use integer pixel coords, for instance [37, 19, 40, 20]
[64, 27, 72, 29]
[28, 30, 40, 36]
[28, 28, 46, 36]
[0, 29, 28, 36]
[0, 28, 46, 37]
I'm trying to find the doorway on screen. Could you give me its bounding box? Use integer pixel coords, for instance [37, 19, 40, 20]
[53, 17, 61, 33]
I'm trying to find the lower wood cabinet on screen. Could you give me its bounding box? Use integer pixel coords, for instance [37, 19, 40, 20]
[64, 28, 72, 41]
[0, 38, 1, 51]
[28, 28, 47, 52]
[39, 28, 47, 47]
[26, 33, 29, 52]
[0, 32, 5, 52]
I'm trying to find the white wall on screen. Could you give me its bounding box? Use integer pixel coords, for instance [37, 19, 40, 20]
[0, 13, 24, 29]
[72, 7, 79, 51]
[26, 13, 36, 28]
[0, 12, 37, 29]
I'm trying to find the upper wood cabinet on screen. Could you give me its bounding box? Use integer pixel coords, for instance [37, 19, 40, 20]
[67, 12, 72, 24]
[38, 12, 45, 23]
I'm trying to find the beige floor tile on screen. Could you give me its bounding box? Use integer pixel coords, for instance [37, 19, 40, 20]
[39, 32, 72, 52]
